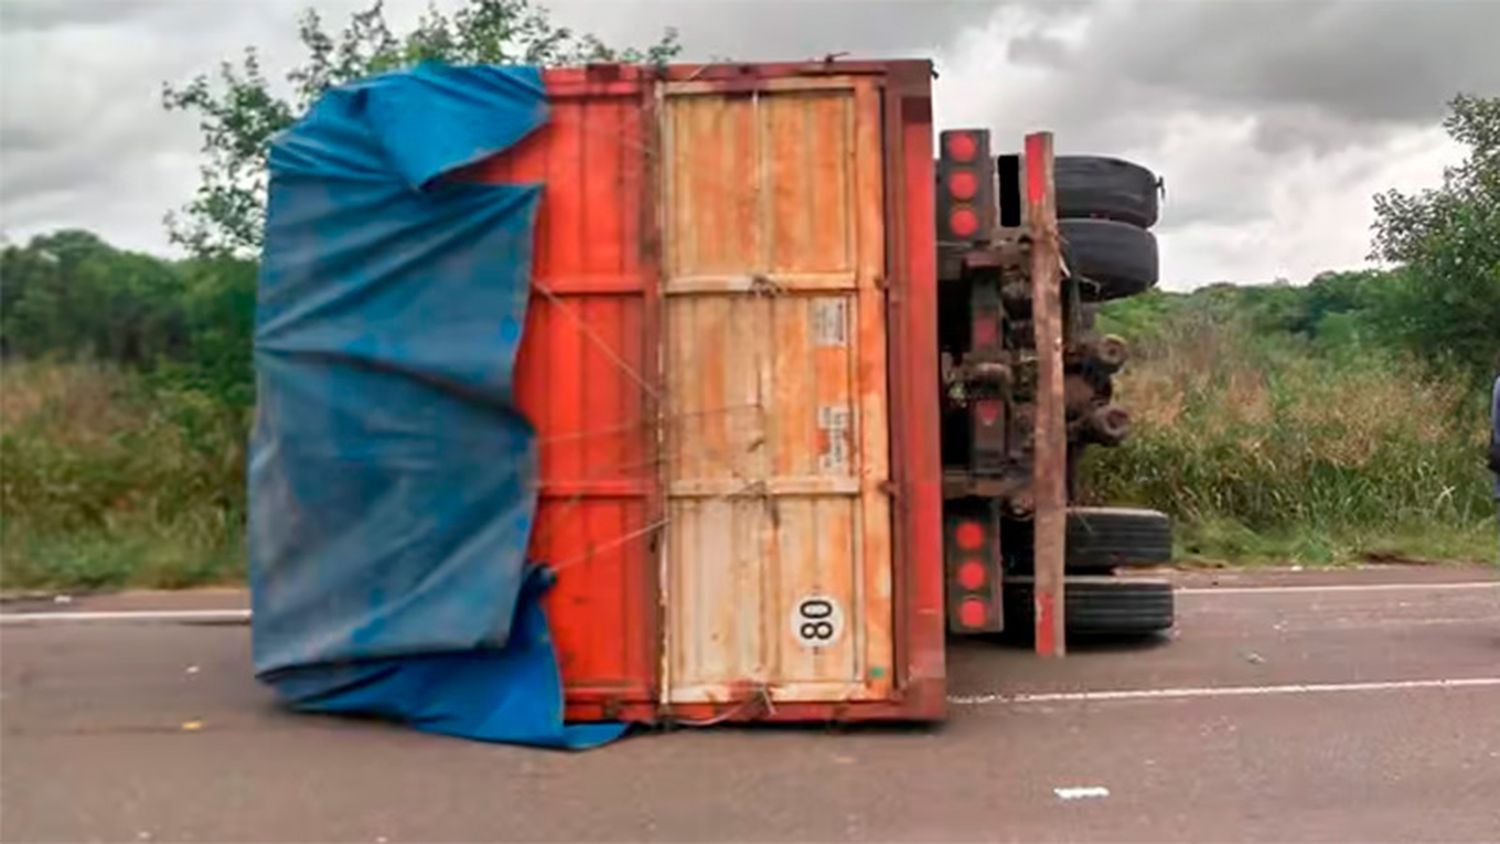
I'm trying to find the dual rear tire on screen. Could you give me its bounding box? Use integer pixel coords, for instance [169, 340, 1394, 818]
[997, 507, 1176, 635]
[1056, 162, 1171, 632]
[1004, 576, 1175, 636]
[1055, 156, 1160, 301]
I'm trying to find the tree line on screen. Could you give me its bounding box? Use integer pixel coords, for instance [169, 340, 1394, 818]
[1, 231, 256, 409]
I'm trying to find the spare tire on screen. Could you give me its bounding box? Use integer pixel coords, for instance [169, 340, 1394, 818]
[1057, 156, 1160, 228]
[1067, 507, 1173, 572]
[1061, 219, 1158, 301]
[1004, 576, 1175, 635]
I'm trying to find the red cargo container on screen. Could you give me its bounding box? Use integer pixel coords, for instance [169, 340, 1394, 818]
[467, 60, 942, 723]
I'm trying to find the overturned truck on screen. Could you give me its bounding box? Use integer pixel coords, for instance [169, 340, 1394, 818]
[252, 59, 1174, 741]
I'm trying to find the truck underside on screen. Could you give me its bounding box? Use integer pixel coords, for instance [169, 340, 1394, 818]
[935, 130, 1176, 638]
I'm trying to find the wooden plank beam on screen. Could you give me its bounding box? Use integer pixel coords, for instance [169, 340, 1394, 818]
[1025, 132, 1067, 657]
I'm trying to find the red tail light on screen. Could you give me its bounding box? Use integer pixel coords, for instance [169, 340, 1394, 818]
[955, 520, 985, 550]
[944, 132, 979, 162]
[971, 316, 999, 348]
[946, 509, 1003, 632]
[937, 129, 996, 243]
[974, 399, 1002, 427]
[957, 559, 987, 590]
[948, 208, 979, 238]
[958, 598, 988, 629]
[947, 169, 978, 201]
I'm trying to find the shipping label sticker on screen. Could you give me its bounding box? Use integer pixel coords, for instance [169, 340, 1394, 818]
[818, 404, 853, 474]
[810, 298, 849, 347]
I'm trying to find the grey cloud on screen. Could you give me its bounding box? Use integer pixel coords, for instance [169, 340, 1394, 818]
[0, 0, 164, 32]
[1081, 0, 1500, 125]
[547, 0, 1009, 62]
[1006, 32, 1069, 68]
[0, 0, 310, 252]
[958, 0, 1499, 161]
[1, 123, 55, 152]
[1249, 107, 1375, 158]
[0, 0, 1490, 287]
[926, 0, 1475, 278]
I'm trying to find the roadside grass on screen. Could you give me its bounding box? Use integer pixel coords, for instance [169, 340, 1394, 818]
[3, 322, 1495, 594]
[1170, 518, 1494, 568]
[1082, 311, 1497, 567]
[1, 361, 246, 592]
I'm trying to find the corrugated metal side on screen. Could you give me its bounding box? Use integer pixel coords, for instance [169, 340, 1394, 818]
[659, 78, 894, 704]
[463, 61, 944, 723]
[467, 69, 659, 712]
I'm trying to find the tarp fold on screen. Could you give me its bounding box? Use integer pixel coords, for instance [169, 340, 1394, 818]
[250, 63, 622, 748]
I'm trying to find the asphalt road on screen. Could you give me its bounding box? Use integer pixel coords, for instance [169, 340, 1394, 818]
[3, 566, 1499, 842]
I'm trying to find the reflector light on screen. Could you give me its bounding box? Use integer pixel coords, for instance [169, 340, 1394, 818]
[975, 399, 1002, 426]
[955, 520, 985, 550]
[959, 597, 987, 628]
[949, 208, 979, 237]
[957, 559, 987, 590]
[945, 132, 978, 162]
[971, 317, 998, 348]
[948, 169, 978, 201]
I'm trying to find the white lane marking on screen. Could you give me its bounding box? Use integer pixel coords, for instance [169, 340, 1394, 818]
[949, 676, 1500, 706]
[1177, 581, 1499, 595]
[3, 581, 1491, 625]
[1054, 786, 1110, 800]
[0, 609, 250, 625]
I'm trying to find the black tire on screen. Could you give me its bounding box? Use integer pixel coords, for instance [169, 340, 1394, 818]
[1068, 507, 1173, 572]
[1005, 576, 1174, 635]
[1056, 156, 1160, 228]
[1061, 219, 1158, 301]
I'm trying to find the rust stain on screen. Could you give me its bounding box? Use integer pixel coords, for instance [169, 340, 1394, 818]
[661, 78, 893, 704]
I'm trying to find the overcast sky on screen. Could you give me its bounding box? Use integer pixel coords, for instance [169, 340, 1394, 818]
[3, 0, 1498, 288]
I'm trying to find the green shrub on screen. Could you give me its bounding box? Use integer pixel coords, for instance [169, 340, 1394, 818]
[1083, 311, 1496, 566]
[0, 361, 246, 591]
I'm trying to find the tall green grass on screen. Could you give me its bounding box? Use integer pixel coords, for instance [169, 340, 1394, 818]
[1, 361, 247, 591]
[2, 323, 1493, 593]
[1082, 312, 1496, 566]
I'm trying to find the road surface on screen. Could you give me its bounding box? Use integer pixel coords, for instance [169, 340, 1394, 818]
[3, 566, 1498, 842]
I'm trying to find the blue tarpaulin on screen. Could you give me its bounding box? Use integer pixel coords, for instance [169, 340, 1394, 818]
[249, 63, 624, 748]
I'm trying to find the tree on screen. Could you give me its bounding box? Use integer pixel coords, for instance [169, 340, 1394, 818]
[163, 256, 259, 411]
[162, 0, 680, 258]
[0, 231, 187, 364]
[1370, 94, 1500, 384]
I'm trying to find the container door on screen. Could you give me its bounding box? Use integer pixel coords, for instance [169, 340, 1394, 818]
[660, 78, 892, 704]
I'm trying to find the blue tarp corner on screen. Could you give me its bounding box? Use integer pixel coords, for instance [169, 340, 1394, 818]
[249, 63, 625, 749]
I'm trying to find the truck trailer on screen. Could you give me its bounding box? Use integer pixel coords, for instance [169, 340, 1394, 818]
[462, 59, 1174, 724]
[251, 57, 1174, 735]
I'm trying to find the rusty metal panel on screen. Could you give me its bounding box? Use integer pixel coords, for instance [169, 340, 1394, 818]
[458, 60, 944, 724]
[660, 79, 893, 704]
[466, 69, 661, 707]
